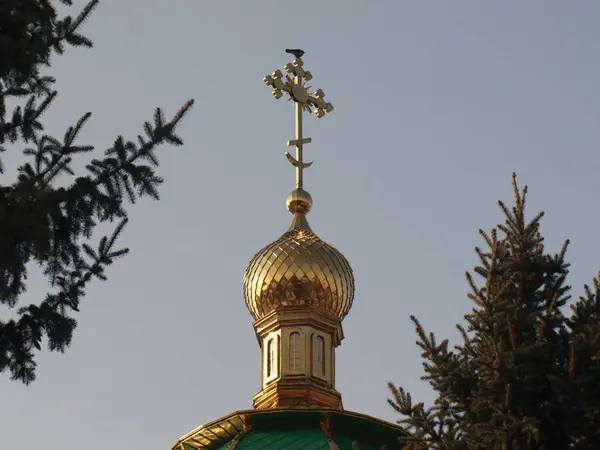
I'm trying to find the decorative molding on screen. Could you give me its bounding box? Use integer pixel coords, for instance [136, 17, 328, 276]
[320, 412, 334, 440]
[252, 306, 345, 347]
[321, 412, 340, 450]
[241, 414, 252, 432]
[227, 434, 243, 450]
[253, 379, 342, 409]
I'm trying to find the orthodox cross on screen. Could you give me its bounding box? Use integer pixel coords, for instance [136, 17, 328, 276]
[264, 54, 334, 190]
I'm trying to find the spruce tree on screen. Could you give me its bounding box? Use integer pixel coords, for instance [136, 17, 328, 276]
[389, 174, 600, 449]
[0, 0, 194, 384]
[565, 276, 600, 447]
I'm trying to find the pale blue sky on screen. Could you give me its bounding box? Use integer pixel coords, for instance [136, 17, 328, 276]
[3, 1, 600, 449]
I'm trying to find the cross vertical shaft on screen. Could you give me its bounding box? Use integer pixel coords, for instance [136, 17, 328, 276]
[294, 76, 304, 190]
[286, 72, 313, 191]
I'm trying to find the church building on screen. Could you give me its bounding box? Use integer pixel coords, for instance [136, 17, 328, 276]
[169, 53, 411, 450]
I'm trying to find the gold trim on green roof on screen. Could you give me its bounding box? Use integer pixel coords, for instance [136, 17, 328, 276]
[170, 408, 410, 450]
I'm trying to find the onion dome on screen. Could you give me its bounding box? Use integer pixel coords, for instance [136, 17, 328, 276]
[243, 188, 355, 322]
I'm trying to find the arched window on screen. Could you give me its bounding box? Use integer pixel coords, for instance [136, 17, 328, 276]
[290, 332, 301, 371]
[316, 335, 326, 376]
[267, 338, 274, 377]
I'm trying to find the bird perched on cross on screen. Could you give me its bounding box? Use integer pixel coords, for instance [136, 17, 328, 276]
[285, 48, 305, 58]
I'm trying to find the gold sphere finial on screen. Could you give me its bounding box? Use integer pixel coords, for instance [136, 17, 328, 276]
[286, 188, 312, 215]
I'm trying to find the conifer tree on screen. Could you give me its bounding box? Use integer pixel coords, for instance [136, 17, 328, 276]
[389, 174, 600, 449]
[565, 276, 600, 447]
[0, 0, 194, 384]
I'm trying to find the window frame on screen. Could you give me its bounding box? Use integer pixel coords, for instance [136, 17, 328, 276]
[289, 332, 301, 371]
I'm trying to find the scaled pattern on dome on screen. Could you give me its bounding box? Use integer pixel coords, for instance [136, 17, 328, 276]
[243, 227, 355, 321]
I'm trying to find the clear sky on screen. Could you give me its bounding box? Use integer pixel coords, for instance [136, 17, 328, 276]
[3, 1, 600, 449]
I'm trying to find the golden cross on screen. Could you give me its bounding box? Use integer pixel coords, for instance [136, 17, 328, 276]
[264, 56, 334, 190]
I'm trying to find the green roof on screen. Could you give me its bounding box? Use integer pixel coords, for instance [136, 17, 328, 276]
[216, 428, 329, 450]
[171, 408, 410, 450]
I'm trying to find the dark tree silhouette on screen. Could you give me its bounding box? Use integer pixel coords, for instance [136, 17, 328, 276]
[389, 175, 600, 449]
[0, 0, 194, 384]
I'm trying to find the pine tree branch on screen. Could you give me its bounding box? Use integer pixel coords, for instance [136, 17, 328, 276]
[0, 1, 195, 384]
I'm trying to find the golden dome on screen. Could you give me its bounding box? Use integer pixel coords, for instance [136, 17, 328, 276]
[243, 191, 355, 321]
